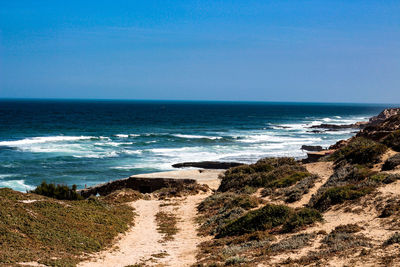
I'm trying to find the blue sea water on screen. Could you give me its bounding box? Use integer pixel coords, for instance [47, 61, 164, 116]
[0, 100, 394, 191]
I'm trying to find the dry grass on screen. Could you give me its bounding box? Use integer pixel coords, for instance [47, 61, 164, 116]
[155, 211, 179, 242]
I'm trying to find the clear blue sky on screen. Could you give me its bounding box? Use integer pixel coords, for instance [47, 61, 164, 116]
[0, 1, 399, 103]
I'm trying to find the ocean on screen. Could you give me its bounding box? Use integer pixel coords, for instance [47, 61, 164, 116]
[0, 100, 393, 191]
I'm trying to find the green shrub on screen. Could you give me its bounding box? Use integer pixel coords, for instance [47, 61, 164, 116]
[282, 208, 323, 233]
[271, 171, 310, 188]
[312, 185, 373, 211]
[216, 204, 291, 238]
[218, 157, 312, 192]
[30, 181, 83, 200]
[198, 192, 260, 215]
[382, 153, 400, 171]
[283, 175, 318, 203]
[216, 205, 322, 238]
[268, 233, 316, 253]
[322, 227, 371, 252]
[332, 224, 362, 234]
[197, 192, 262, 236]
[328, 137, 387, 165]
[384, 232, 400, 246]
[382, 130, 400, 152]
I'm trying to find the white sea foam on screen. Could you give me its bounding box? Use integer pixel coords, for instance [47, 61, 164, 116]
[0, 180, 34, 191]
[0, 174, 19, 179]
[0, 136, 95, 147]
[173, 134, 222, 140]
[73, 151, 119, 159]
[114, 134, 129, 138]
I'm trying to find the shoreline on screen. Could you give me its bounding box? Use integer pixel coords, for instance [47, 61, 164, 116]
[80, 107, 399, 196]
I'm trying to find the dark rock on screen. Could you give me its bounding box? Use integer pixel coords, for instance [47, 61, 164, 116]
[302, 150, 335, 163]
[79, 176, 197, 198]
[301, 145, 324, 152]
[172, 161, 244, 169]
[309, 123, 363, 130]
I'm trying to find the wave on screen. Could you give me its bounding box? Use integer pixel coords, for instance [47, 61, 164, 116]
[72, 151, 119, 159]
[114, 134, 129, 138]
[0, 136, 95, 147]
[173, 134, 222, 140]
[0, 174, 20, 179]
[0, 179, 34, 191]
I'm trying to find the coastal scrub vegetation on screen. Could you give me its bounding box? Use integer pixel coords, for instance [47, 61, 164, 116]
[197, 192, 262, 235]
[218, 157, 315, 193]
[382, 130, 400, 151]
[328, 137, 387, 166]
[30, 181, 83, 200]
[0, 188, 134, 266]
[382, 153, 400, 171]
[216, 204, 322, 238]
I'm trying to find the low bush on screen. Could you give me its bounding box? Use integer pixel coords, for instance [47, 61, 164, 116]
[384, 232, 400, 246]
[311, 185, 373, 212]
[382, 153, 400, 171]
[197, 192, 262, 236]
[282, 208, 323, 233]
[102, 188, 142, 204]
[379, 200, 400, 218]
[332, 223, 362, 234]
[30, 181, 83, 200]
[322, 228, 371, 253]
[268, 233, 316, 253]
[382, 130, 400, 152]
[328, 137, 387, 165]
[218, 157, 313, 192]
[283, 175, 318, 203]
[216, 205, 322, 238]
[198, 192, 261, 215]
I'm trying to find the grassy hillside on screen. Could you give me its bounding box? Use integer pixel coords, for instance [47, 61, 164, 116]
[0, 188, 134, 266]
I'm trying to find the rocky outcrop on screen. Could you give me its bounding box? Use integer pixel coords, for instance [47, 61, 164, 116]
[79, 176, 197, 198]
[172, 161, 243, 169]
[301, 145, 324, 151]
[368, 108, 400, 126]
[357, 114, 400, 141]
[302, 150, 335, 163]
[309, 121, 368, 131]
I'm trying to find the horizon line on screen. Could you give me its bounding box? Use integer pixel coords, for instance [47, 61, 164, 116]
[0, 97, 399, 106]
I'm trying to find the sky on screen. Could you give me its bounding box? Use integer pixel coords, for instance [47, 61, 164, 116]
[0, 0, 399, 103]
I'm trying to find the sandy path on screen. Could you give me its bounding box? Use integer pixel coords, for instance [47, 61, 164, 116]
[79, 199, 165, 267]
[158, 194, 210, 266]
[290, 161, 333, 208]
[79, 193, 210, 267]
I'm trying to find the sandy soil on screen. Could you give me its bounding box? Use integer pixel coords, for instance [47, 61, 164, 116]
[157, 194, 211, 266]
[79, 193, 212, 267]
[79, 199, 164, 267]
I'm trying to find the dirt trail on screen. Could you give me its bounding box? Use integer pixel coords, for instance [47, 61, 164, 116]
[79, 193, 211, 267]
[79, 199, 165, 267]
[157, 194, 210, 266]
